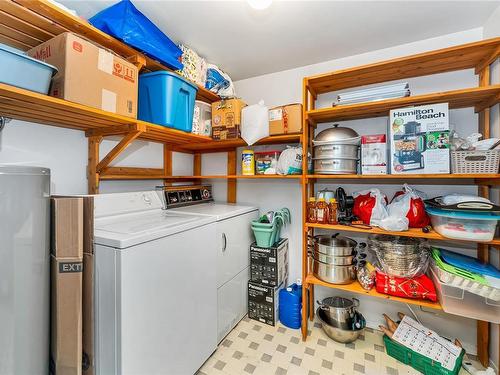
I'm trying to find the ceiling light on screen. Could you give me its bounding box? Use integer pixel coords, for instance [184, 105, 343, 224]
[247, 0, 272, 10]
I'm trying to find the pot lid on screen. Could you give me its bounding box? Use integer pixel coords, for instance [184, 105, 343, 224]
[315, 233, 357, 247]
[314, 124, 359, 142]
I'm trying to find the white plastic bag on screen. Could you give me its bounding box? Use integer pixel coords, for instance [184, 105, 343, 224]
[241, 100, 269, 145]
[277, 146, 304, 175]
[353, 189, 388, 226]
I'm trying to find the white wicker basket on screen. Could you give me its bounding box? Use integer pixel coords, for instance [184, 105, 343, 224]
[451, 150, 500, 174]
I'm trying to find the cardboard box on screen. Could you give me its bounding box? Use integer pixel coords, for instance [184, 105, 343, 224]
[211, 99, 246, 140]
[50, 255, 83, 375]
[248, 281, 285, 326]
[50, 196, 84, 375]
[250, 238, 289, 287]
[28, 32, 138, 118]
[361, 134, 388, 175]
[389, 103, 450, 174]
[51, 197, 83, 259]
[269, 103, 302, 135]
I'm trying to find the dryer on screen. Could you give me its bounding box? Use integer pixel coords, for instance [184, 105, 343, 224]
[163, 185, 258, 343]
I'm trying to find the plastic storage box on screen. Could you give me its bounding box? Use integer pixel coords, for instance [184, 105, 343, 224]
[383, 335, 464, 375]
[0, 43, 57, 94]
[138, 71, 198, 131]
[192, 100, 211, 136]
[430, 267, 500, 324]
[426, 206, 500, 242]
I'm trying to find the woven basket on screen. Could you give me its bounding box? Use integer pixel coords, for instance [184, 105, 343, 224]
[451, 150, 500, 174]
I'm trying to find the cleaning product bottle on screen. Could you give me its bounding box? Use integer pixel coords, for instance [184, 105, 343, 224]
[307, 197, 317, 223]
[279, 279, 302, 329]
[241, 150, 255, 175]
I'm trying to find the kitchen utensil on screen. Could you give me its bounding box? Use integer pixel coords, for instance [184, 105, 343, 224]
[311, 257, 356, 284]
[317, 308, 364, 343]
[336, 187, 358, 224]
[313, 157, 358, 174]
[316, 188, 336, 201]
[314, 144, 359, 159]
[311, 251, 355, 265]
[309, 233, 360, 256]
[313, 125, 360, 144]
[317, 296, 359, 329]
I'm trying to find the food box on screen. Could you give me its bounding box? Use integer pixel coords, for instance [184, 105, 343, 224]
[28, 32, 138, 118]
[211, 98, 246, 140]
[361, 134, 387, 175]
[269, 103, 303, 135]
[389, 103, 450, 174]
[248, 281, 285, 326]
[250, 238, 289, 287]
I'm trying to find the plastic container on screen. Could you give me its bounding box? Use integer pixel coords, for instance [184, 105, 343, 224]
[279, 282, 302, 329]
[426, 206, 500, 242]
[255, 151, 281, 174]
[383, 335, 464, 375]
[251, 221, 279, 248]
[451, 150, 500, 174]
[0, 43, 57, 94]
[242, 150, 255, 175]
[192, 100, 211, 136]
[138, 71, 197, 131]
[430, 267, 500, 324]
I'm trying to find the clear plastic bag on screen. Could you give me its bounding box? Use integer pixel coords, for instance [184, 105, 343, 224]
[241, 100, 269, 145]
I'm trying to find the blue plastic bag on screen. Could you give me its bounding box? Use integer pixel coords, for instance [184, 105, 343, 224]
[89, 0, 183, 71]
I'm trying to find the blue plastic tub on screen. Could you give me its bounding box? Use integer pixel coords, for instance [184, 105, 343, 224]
[0, 43, 57, 94]
[138, 71, 198, 132]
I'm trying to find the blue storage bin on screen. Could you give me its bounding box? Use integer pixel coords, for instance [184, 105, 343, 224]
[138, 71, 198, 132]
[0, 43, 57, 94]
[279, 282, 302, 329]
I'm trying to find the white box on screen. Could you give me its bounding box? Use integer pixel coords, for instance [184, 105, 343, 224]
[361, 134, 387, 175]
[389, 103, 450, 174]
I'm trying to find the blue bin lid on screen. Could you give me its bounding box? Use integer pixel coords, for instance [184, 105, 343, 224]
[0, 43, 58, 75]
[139, 70, 198, 91]
[426, 206, 500, 221]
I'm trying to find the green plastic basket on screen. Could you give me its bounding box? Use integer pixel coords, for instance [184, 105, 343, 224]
[252, 225, 279, 247]
[383, 335, 464, 375]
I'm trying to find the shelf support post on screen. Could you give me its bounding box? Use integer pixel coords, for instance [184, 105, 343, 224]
[87, 136, 102, 194]
[193, 153, 202, 185]
[163, 144, 173, 186]
[227, 149, 237, 203]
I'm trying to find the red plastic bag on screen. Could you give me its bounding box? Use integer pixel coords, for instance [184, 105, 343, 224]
[375, 271, 437, 302]
[389, 184, 430, 228]
[353, 189, 388, 225]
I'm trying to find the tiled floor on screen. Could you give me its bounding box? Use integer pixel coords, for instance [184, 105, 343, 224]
[198, 316, 483, 375]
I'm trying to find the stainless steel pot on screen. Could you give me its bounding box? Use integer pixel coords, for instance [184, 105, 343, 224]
[317, 308, 364, 343]
[313, 124, 360, 144]
[310, 233, 360, 256]
[311, 251, 355, 265]
[314, 144, 359, 159]
[311, 257, 356, 284]
[313, 157, 358, 174]
[318, 296, 359, 327]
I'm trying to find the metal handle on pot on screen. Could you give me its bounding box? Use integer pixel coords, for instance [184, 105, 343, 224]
[317, 300, 330, 311]
[352, 297, 360, 309]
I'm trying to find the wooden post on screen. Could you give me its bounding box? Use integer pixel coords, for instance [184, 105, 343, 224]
[87, 136, 101, 194]
[163, 144, 172, 186]
[227, 150, 237, 203]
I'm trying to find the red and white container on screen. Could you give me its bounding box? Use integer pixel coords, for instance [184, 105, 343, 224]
[361, 134, 387, 175]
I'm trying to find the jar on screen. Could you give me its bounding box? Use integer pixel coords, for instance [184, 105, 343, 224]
[242, 150, 255, 175]
[307, 197, 317, 223]
[316, 198, 328, 224]
[255, 151, 281, 175]
[328, 198, 338, 224]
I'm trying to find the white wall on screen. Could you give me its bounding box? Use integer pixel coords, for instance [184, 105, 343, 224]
[0, 24, 496, 359]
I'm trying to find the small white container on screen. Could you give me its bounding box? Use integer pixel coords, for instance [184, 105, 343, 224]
[192, 100, 212, 136]
[426, 207, 499, 242]
[430, 267, 500, 324]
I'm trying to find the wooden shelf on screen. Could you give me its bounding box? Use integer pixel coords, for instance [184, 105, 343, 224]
[100, 173, 303, 181]
[306, 223, 500, 246]
[306, 37, 500, 94]
[306, 173, 500, 185]
[306, 274, 442, 310]
[0, 0, 219, 103]
[306, 85, 500, 123]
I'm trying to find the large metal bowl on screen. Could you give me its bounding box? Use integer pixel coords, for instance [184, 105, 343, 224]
[317, 308, 364, 343]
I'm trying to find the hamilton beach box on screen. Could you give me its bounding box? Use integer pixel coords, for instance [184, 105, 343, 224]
[389, 103, 450, 174]
[28, 32, 138, 118]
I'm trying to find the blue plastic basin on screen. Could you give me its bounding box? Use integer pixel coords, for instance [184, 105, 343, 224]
[0, 43, 57, 94]
[138, 71, 198, 132]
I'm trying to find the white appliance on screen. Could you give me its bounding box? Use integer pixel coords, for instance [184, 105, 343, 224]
[93, 191, 217, 375]
[165, 185, 258, 343]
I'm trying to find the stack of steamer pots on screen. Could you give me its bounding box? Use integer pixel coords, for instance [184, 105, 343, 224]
[313, 125, 361, 174]
[309, 233, 365, 284]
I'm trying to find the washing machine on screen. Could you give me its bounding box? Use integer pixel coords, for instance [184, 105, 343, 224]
[93, 190, 217, 375]
[163, 185, 258, 342]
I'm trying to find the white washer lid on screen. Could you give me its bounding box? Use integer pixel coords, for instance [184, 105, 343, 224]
[169, 202, 258, 221]
[94, 210, 215, 248]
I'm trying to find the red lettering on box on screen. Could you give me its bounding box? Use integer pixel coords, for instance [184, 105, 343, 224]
[72, 41, 83, 52]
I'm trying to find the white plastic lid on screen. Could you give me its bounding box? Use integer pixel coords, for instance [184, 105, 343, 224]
[286, 287, 293, 292]
[296, 278, 302, 286]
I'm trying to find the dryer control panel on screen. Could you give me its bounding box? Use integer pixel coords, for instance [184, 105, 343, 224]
[159, 185, 213, 209]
